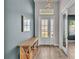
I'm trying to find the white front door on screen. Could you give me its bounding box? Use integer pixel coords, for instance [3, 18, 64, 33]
[39, 16, 54, 45]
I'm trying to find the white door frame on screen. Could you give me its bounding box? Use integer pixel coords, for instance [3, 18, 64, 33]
[59, 0, 75, 55]
[61, 9, 68, 55]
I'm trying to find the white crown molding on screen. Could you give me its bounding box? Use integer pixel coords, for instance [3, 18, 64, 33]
[34, 0, 59, 2]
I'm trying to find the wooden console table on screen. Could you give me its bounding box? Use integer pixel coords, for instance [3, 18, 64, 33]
[17, 37, 38, 59]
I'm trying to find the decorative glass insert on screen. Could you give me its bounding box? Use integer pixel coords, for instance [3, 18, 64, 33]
[40, 9, 54, 15]
[41, 19, 48, 38]
[50, 19, 54, 38]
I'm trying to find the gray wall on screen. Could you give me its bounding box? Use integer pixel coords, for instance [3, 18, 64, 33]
[4, 0, 34, 59]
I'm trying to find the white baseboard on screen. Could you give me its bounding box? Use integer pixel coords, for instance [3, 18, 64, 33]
[53, 44, 59, 47]
[38, 43, 59, 47]
[68, 40, 75, 43]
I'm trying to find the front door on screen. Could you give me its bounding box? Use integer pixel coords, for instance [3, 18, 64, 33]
[39, 16, 54, 45]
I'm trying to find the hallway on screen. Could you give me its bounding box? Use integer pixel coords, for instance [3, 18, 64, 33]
[34, 43, 75, 59]
[4, 0, 75, 59]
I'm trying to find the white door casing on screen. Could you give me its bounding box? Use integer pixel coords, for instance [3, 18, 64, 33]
[61, 9, 68, 55]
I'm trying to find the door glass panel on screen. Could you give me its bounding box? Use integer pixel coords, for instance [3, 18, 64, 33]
[63, 15, 67, 47]
[51, 32, 53, 38]
[50, 19, 54, 38]
[45, 20, 48, 25]
[41, 19, 48, 38]
[41, 20, 45, 25]
[44, 26, 48, 30]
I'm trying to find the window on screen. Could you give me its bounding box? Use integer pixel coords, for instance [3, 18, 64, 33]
[41, 19, 48, 38]
[69, 20, 75, 35]
[21, 16, 31, 32]
[23, 19, 30, 31]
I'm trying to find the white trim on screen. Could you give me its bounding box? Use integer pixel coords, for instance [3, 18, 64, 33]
[53, 44, 59, 47]
[38, 43, 59, 46]
[62, 46, 68, 55]
[59, 8, 68, 55]
[59, 0, 75, 55]
[34, 0, 59, 2]
[68, 40, 75, 43]
[38, 43, 59, 47]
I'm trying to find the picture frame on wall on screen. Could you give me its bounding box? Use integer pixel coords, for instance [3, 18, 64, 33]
[21, 16, 31, 32]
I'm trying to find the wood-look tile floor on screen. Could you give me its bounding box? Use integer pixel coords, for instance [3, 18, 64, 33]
[34, 43, 75, 59]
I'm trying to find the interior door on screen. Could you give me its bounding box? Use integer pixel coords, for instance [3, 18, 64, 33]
[39, 16, 54, 45]
[62, 9, 68, 55]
